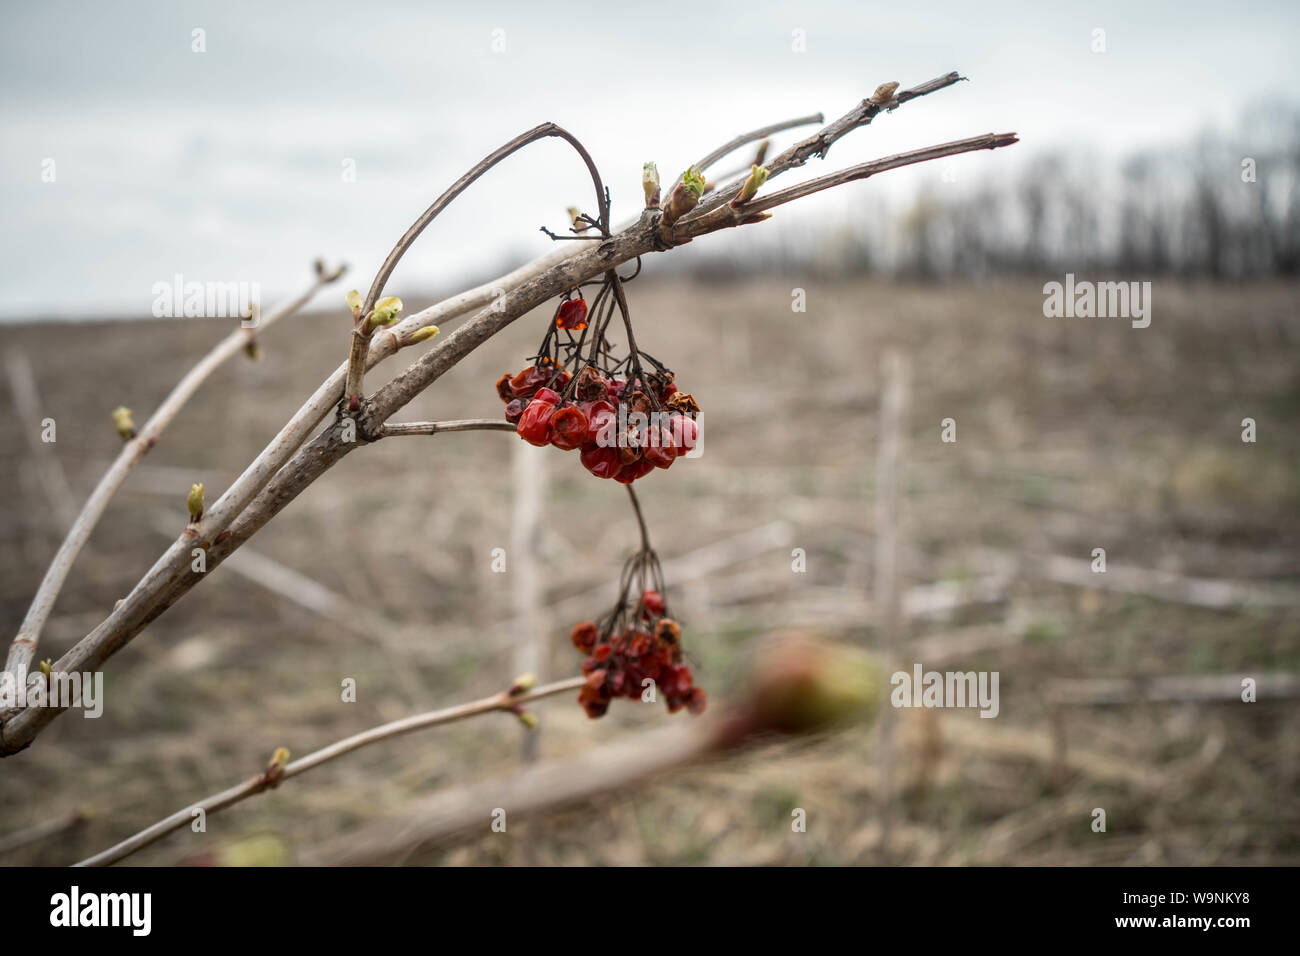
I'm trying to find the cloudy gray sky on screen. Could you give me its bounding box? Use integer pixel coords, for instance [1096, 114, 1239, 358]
[2, 0, 1296, 319]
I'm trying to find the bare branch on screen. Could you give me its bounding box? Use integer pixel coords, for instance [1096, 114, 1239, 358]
[686, 71, 966, 220]
[74, 677, 583, 867]
[674, 132, 1019, 237]
[1, 265, 344, 687]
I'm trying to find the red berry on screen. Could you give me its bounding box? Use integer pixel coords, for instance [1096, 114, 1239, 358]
[509, 366, 550, 400]
[594, 644, 613, 663]
[555, 298, 588, 330]
[504, 398, 524, 424]
[496, 373, 515, 402]
[571, 621, 598, 653]
[532, 387, 561, 406]
[550, 404, 589, 451]
[642, 425, 677, 469]
[642, 590, 665, 616]
[669, 414, 699, 453]
[613, 459, 654, 484]
[580, 441, 623, 479]
[585, 401, 616, 445]
[517, 400, 556, 446]
[606, 669, 626, 695]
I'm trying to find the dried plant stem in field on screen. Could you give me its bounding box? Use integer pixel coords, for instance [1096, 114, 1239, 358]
[1, 71, 1017, 755]
[74, 677, 583, 867]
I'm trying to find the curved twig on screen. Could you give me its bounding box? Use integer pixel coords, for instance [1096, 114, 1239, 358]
[346, 123, 610, 406]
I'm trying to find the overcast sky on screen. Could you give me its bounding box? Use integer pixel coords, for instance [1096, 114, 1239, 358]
[2, 0, 1297, 319]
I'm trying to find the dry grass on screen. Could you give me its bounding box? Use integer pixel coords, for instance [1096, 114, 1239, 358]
[1, 276, 1297, 865]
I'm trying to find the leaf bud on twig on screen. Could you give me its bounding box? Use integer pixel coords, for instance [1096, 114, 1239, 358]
[111, 406, 136, 440]
[660, 166, 706, 227]
[642, 162, 660, 207]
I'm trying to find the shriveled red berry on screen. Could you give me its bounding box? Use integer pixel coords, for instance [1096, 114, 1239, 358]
[643, 424, 677, 469]
[585, 401, 616, 445]
[510, 365, 550, 400]
[575, 366, 609, 402]
[668, 414, 699, 453]
[628, 630, 654, 657]
[504, 398, 524, 424]
[606, 669, 626, 695]
[496, 373, 515, 402]
[642, 590, 665, 616]
[594, 644, 613, 663]
[555, 298, 588, 330]
[550, 404, 589, 451]
[613, 458, 655, 484]
[517, 400, 556, 446]
[532, 387, 561, 406]
[580, 441, 623, 479]
[571, 621, 598, 653]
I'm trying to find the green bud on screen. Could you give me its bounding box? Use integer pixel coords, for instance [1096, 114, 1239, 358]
[661, 166, 707, 228]
[345, 289, 363, 319]
[111, 406, 136, 440]
[187, 483, 204, 523]
[747, 633, 883, 735]
[404, 325, 440, 346]
[732, 164, 769, 205]
[365, 296, 403, 332]
[508, 673, 536, 696]
[642, 162, 660, 207]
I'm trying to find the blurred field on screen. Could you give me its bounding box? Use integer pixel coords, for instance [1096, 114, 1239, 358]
[1, 275, 1298, 865]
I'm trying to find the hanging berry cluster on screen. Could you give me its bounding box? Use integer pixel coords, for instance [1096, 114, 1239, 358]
[569, 537, 706, 719]
[493, 273, 700, 484]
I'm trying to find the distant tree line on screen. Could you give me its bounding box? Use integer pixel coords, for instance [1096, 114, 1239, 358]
[682, 106, 1300, 280]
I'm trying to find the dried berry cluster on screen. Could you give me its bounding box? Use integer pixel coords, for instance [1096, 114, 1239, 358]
[568, 541, 705, 719]
[499, 282, 707, 718]
[571, 590, 706, 719]
[492, 291, 700, 484]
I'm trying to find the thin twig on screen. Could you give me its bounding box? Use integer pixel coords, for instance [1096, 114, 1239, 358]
[1, 265, 344, 688]
[685, 71, 966, 220]
[74, 676, 585, 867]
[378, 419, 516, 438]
[690, 113, 825, 175]
[675, 133, 1019, 238]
